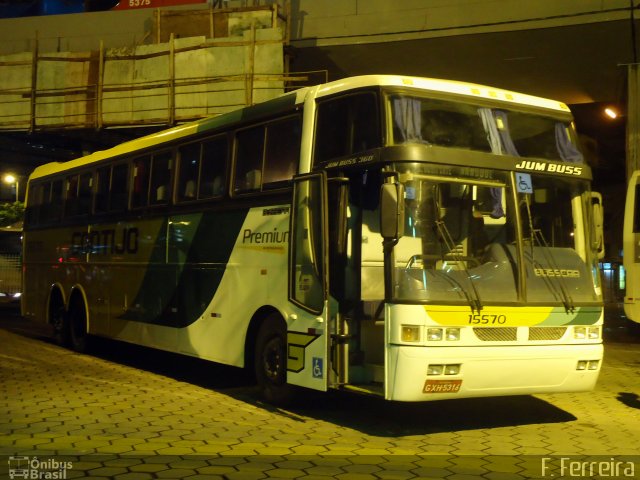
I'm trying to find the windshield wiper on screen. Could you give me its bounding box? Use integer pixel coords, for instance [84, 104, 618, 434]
[522, 199, 575, 313]
[434, 218, 483, 313]
[531, 228, 575, 313]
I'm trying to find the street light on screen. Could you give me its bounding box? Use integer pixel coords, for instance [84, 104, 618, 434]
[604, 107, 619, 119]
[2, 174, 19, 202]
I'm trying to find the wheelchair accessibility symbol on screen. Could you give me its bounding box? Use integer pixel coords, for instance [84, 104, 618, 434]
[516, 173, 533, 194]
[312, 357, 323, 378]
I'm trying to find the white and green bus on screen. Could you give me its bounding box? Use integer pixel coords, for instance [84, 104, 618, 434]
[22, 75, 604, 403]
[623, 170, 640, 330]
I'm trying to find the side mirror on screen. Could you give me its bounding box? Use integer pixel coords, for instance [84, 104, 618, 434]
[380, 182, 405, 240]
[591, 191, 605, 259]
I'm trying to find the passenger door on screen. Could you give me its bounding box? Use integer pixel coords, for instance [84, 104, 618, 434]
[287, 173, 330, 391]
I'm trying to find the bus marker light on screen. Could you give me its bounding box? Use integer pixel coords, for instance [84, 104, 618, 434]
[445, 364, 461, 375]
[427, 328, 443, 341]
[401, 325, 421, 342]
[427, 364, 444, 375]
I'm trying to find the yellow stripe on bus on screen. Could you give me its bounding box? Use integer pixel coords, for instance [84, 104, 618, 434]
[424, 305, 555, 327]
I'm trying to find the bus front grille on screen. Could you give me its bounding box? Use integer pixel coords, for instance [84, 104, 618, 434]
[473, 327, 517, 341]
[528, 327, 567, 341]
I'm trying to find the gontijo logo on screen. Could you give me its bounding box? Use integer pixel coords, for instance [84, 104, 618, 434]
[8, 456, 72, 479]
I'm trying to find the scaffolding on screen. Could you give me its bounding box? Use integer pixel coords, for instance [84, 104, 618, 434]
[0, 2, 322, 132]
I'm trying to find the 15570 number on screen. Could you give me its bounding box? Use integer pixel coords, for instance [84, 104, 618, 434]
[468, 314, 507, 325]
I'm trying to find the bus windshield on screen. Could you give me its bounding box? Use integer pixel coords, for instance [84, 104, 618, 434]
[389, 94, 583, 162]
[390, 164, 600, 307]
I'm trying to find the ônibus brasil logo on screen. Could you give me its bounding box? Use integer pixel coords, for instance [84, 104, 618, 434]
[7, 456, 72, 479]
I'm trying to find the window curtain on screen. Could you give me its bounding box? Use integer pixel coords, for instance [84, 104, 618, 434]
[492, 110, 519, 156]
[555, 123, 583, 163]
[478, 107, 510, 218]
[478, 107, 503, 154]
[393, 97, 423, 143]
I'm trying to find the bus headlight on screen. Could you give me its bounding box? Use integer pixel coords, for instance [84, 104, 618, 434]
[401, 325, 421, 342]
[427, 328, 443, 341]
[427, 364, 444, 375]
[446, 328, 461, 341]
[574, 326, 600, 340]
[574, 327, 586, 339]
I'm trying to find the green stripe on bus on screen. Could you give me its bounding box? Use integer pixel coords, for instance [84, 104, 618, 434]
[121, 209, 249, 327]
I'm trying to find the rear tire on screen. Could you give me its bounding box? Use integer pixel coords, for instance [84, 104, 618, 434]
[50, 294, 69, 347]
[254, 314, 296, 406]
[68, 297, 90, 353]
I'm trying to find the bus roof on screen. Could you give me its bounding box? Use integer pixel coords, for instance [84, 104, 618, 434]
[28, 74, 572, 181]
[314, 75, 571, 113]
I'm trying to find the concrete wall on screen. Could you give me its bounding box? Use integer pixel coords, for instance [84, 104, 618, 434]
[0, 1, 631, 55]
[290, 0, 631, 46]
[0, 1, 278, 54]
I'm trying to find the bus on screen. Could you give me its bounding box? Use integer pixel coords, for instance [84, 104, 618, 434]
[0, 224, 22, 305]
[623, 170, 640, 330]
[22, 75, 605, 404]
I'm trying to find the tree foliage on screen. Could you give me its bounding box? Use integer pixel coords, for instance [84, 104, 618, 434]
[0, 202, 24, 227]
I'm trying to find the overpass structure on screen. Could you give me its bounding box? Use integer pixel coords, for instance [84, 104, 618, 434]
[0, 0, 632, 303]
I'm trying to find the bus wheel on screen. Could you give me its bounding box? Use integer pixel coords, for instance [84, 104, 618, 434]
[50, 295, 69, 347]
[254, 315, 295, 406]
[68, 298, 90, 353]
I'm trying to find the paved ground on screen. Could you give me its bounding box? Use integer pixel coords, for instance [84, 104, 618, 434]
[0, 305, 639, 479]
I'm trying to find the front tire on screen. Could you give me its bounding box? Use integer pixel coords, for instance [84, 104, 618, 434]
[254, 315, 296, 406]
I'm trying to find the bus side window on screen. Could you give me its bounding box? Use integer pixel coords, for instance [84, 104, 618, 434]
[49, 180, 64, 222]
[263, 115, 301, 189]
[110, 163, 129, 212]
[38, 182, 52, 224]
[200, 136, 228, 199]
[26, 183, 44, 226]
[131, 156, 151, 208]
[177, 143, 201, 202]
[95, 166, 110, 213]
[78, 172, 92, 216]
[150, 151, 173, 205]
[64, 174, 79, 218]
[634, 184, 640, 233]
[234, 126, 265, 194]
[314, 92, 381, 165]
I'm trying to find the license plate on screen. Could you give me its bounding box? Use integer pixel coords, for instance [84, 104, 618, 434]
[423, 379, 462, 394]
